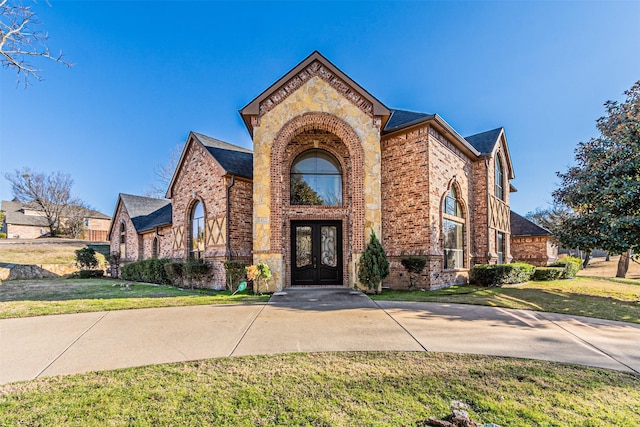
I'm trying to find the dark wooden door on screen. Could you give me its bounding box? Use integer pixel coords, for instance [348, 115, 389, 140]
[291, 221, 342, 286]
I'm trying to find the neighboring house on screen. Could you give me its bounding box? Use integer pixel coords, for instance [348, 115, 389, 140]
[510, 211, 558, 266]
[1, 200, 110, 241]
[111, 51, 529, 290]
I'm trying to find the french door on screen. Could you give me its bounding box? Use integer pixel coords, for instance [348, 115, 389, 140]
[291, 221, 342, 286]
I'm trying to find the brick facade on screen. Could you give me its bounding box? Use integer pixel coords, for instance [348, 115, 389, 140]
[109, 52, 539, 291]
[511, 235, 558, 266]
[109, 203, 140, 262]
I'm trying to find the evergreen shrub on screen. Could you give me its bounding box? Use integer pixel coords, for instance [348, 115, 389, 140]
[121, 258, 171, 284]
[78, 269, 104, 279]
[549, 256, 582, 279]
[533, 267, 565, 281]
[470, 262, 535, 286]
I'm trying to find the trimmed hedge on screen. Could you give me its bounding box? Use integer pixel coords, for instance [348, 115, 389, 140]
[533, 267, 565, 281]
[121, 258, 171, 284]
[163, 259, 212, 288]
[78, 269, 104, 279]
[470, 262, 535, 286]
[549, 256, 581, 279]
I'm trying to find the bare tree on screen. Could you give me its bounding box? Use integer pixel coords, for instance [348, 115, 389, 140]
[4, 167, 84, 237]
[145, 143, 184, 198]
[61, 202, 90, 238]
[1, 0, 71, 86]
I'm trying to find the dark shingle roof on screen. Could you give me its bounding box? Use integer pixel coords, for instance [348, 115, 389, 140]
[383, 109, 434, 133]
[510, 211, 552, 237]
[465, 128, 503, 155]
[192, 132, 253, 179]
[119, 194, 172, 233]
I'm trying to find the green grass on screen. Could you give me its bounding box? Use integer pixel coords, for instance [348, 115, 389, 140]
[373, 277, 640, 324]
[0, 352, 638, 426]
[0, 279, 269, 319]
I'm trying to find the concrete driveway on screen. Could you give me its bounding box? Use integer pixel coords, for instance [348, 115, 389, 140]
[1, 288, 639, 384]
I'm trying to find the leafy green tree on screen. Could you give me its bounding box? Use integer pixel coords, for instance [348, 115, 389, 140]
[75, 247, 98, 269]
[357, 229, 389, 293]
[553, 81, 640, 277]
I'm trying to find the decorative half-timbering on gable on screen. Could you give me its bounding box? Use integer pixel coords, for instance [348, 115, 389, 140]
[109, 51, 536, 291]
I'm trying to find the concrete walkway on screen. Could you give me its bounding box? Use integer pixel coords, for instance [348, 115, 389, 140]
[1, 288, 639, 384]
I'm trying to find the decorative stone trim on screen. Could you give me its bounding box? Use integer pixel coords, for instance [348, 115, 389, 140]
[259, 60, 374, 118]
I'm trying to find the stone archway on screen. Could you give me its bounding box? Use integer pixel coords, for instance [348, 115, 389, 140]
[270, 112, 365, 287]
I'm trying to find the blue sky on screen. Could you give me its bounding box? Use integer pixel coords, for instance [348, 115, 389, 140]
[1, 0, 639, 218]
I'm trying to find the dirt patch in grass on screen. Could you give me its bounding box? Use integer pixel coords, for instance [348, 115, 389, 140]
[1, 352, 638, 426]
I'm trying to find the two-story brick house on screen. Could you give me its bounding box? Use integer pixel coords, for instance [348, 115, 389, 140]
[110, 51, 517, 290]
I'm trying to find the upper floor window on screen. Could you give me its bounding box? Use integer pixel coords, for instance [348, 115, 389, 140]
[290, 149, 342, 206]
[495, 156, 504, 200]
[190, 201, 205, 259]
[442, 186, 465, 270]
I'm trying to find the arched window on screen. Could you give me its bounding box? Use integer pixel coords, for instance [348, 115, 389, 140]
[190, 201, 205, 259]
[442, 186, 465, 270]
[119, 222, 126, 259]
[495, 156, 504, 200]
[152, 237, 159, 259]
[290, 149, 342, 206]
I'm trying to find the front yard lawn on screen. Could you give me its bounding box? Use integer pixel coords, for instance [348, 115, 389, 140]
[0, 278, 269, 319]
[0, 352, 638, 426]
[372, 277, 640, 324]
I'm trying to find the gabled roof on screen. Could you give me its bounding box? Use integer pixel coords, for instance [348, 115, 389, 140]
[239, 51, 391, 135]
[111, 194, 172, 236]
[510, 211, 552, 237]
[192, 132, 253, 180]
[382, 109, 481, 158]
[465, 128, 504, 155]
[465, 127, 515, 180]
[383, 109, 435, 133]
[166, 132, 253, 198]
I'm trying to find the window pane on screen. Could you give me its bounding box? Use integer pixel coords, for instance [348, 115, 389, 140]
[321, 226, 337, 267]
[191, 202, 205, 254]
[444, 219, 464, 269]
[296, 226, 312, 267]
[291, 149, 342, 206]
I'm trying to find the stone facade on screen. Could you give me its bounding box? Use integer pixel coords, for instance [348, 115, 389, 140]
[248, 76, 382, 291]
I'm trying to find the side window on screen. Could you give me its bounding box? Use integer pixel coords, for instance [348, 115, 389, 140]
[190, 201, 205, 259]
[442, 186, 465, 269]
[495, 156, 504, 200]
[119, 222, 126, 259]
[497, 231, 505, 264]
